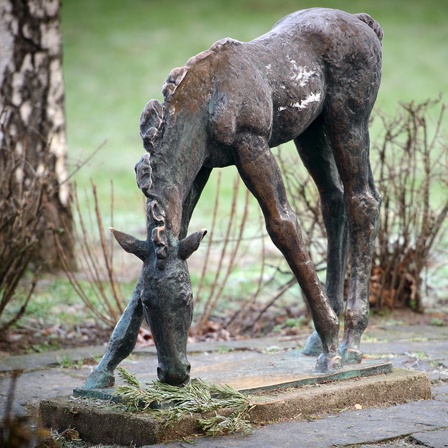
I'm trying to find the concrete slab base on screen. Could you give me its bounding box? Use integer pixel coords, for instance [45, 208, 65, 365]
[40, 369, 431, 447]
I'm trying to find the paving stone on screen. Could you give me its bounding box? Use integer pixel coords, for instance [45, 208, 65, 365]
[411, 429, 448, 448]
[1, 367, 87, 417]
[0, 346, 106, 373]
[152, 400, 448, 448]
[433, 384, 448, 402]
[357, 438, 419, 448]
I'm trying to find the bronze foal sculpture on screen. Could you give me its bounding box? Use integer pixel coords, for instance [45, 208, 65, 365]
[85, 7, 383, 388]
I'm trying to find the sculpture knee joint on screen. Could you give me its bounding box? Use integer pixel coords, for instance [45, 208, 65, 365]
[350, 190, 381, 234]
[266, 212, 299, 246]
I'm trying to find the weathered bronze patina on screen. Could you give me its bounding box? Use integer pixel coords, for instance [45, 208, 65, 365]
[84, 8, 383, 388]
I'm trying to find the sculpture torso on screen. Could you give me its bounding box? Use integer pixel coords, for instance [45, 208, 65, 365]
[161, 8, 381, 171]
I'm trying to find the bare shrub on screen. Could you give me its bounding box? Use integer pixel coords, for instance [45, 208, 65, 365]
[193, 173, 267, 336]
[0, 139, 44, 334]
[192, 172, 308, 337]
[371, 100, 448, 311]
[54, 182, 128, 327]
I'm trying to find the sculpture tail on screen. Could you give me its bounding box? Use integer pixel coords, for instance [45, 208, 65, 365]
[355, 13, 384, 42]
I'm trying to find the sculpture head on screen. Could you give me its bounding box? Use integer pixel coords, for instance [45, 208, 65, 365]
[110, 224, 206, 386]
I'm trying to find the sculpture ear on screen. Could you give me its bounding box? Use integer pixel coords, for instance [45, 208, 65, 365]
[178, 229, 207, 260]
[109, 227, 150, 262]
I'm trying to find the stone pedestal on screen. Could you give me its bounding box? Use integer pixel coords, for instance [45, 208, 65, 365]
[40, 351, 431, 446]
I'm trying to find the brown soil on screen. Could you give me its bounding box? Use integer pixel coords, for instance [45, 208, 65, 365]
[0, 322, 112, 356]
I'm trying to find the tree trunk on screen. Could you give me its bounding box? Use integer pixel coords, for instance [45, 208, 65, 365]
[0, 0, 75, 271]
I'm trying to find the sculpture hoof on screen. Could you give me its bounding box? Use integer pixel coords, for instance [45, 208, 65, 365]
[84, 368, 115, 389]
[302, 331, 323, 356]
[340, 347, 363, 364]
[315, 353, 343, 373]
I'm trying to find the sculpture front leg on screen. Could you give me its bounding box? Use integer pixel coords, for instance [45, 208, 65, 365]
[84, 282, 144, 389]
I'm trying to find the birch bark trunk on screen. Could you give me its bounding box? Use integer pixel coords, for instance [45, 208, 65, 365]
[0, 0, 75, 271]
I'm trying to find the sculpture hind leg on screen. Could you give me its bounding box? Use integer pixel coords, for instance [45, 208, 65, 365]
[293, 115, 348, 356]
[232, 133, 341, 372]
[326, 108, 381, 364]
